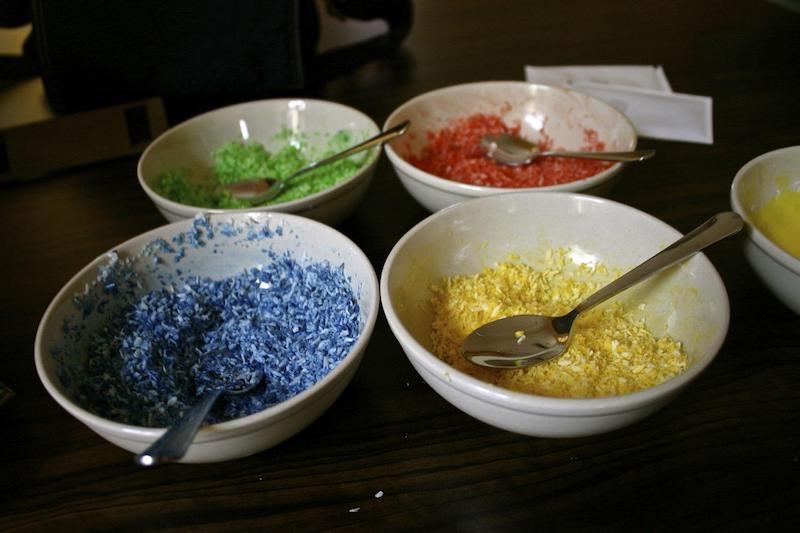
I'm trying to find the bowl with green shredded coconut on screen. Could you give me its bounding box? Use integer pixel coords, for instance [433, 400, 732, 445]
[138, 98, 380, 225]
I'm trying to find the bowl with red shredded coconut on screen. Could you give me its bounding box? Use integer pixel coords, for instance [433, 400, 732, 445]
[383, 81, 639, 211]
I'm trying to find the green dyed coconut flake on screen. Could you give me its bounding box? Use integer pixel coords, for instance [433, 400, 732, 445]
[154, 129, 371, 208]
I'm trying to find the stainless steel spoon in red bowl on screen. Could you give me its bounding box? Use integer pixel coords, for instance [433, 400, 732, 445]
[482, 132, 655, 166]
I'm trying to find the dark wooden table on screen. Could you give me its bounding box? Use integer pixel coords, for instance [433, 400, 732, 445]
[2, 1, 799, 530]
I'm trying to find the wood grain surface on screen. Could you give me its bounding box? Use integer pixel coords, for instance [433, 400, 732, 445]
[1, 0, 799, 530]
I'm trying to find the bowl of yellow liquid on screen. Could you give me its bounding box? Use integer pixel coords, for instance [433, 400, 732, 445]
[731, 146, 800, 315]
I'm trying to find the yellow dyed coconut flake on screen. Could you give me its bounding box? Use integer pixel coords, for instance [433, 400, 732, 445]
[429, 250, 688, 398]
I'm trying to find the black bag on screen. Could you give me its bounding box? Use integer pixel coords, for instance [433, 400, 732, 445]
[21, 0, 412, 120]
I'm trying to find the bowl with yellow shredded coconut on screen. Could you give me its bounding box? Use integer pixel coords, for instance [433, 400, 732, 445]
[731, 145, 800, 316]
[138, 98, 380, 225]
[380, 192, 730, 437]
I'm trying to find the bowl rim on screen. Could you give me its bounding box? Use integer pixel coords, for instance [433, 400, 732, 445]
[34, 212, 381, 443]
[380, 191, 730, 417]
[382, 80, 639, 196]
[137, 97, 380, 216]
[730, 145, 800, 274]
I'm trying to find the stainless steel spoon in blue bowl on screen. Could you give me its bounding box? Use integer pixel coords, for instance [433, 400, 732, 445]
[137, 369, 264, 466]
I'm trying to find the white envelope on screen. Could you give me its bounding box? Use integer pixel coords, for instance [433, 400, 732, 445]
[570, 82, 713, 145]
[525, 65, 713, 144]
[525, 65, 672, 92]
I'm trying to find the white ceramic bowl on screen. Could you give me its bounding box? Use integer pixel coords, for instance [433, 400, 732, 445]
[383, 81, 638, 212]
[35, 213, 379, 462]
[381, 192, 729, 437]
[138, 98, 380, 225]
[730, 146, 800, 315]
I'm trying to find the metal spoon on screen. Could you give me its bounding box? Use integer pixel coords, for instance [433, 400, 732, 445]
[481, 133, 655, 166]
[462, 212, 743, 369]
[222, 120, 411, 204]
[136, 369, 264, 466]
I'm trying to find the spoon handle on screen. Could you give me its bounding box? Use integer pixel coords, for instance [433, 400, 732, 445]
[289, 120, 411, 180]
[559, 212, 743, 329]
[136, 389, 222, 466]
[541, 149, 656, 162]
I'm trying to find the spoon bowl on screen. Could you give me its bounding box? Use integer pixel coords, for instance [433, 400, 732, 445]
[381, 191, 732, 436]
[382, 81, 640, 211]
[138, 97, 384, 225]
[222, 121, 410, 205]
[482, 133, 655, 166]
[462, 212, 743, 369]
[137, 369, 264, 466]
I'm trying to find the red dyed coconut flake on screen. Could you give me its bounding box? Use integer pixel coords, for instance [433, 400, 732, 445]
[407, 113, 613, 188]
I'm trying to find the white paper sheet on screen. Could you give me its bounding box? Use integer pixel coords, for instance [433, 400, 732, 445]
[525, 65, 713, 144]
[525, 65, 672, 92]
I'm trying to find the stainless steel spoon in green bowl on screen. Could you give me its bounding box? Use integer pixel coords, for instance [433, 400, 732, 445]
[221, 120, 410, 205]
[481, 132, 655, 166]
[462, 212, 743, 369]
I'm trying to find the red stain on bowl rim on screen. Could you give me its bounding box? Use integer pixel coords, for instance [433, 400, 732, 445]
[407, 113, 612, 188]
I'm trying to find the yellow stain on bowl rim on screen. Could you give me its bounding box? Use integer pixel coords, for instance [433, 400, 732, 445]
[750, 175, 800, 259]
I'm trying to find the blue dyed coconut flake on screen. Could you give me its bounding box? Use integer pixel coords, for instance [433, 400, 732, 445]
[54, 215, 362, 427]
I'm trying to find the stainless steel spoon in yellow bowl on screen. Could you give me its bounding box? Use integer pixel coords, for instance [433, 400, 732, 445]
[221, 120, 410, 205]
[482, 132, 655, 166]
[462, 212, 743, 369]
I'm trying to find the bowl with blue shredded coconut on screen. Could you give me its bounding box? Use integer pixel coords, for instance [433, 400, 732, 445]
[137, 98, 380, 225]
[35, 213, 379, 462]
